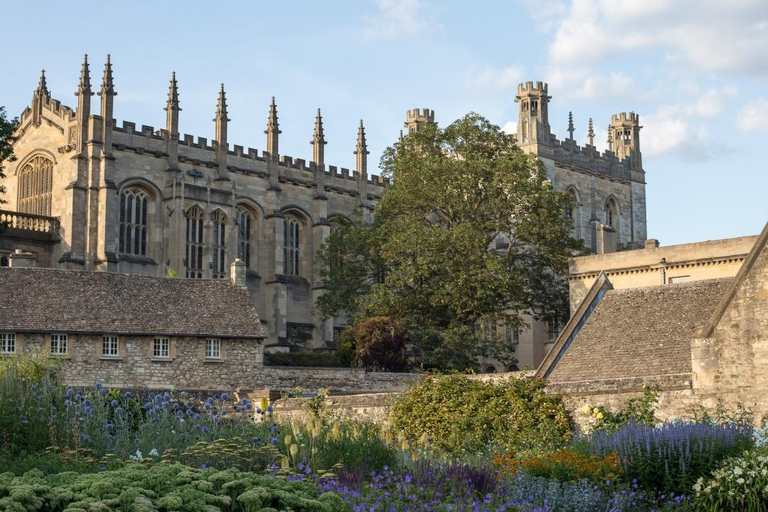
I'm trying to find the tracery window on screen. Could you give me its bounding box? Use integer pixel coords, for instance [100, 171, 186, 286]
[237, 207, 254, 269]
[18, 155, 53, 216]
[212, 210, 227, 279]
[119, 189, 148, 256]
[186, 206, 205, 279]
[605, 198, 618, 230]
[283, 216, 301, 275]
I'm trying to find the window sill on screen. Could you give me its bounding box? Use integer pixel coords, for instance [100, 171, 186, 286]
[151, 357, 174, 362]
[100, 356, 123, 361]
[1, 352, 17, 356]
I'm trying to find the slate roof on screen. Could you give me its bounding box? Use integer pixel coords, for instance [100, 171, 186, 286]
[0, 267, 265, 339]
[547, 278, 731, 383]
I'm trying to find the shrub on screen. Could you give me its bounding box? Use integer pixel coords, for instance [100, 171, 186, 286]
[335, 327, 357, 367]
[265, 352, 346, 367]
[389, 374, 573, 455]
[351, 316, 409, 372]
[0, 463, 346, 511]
[583, 385, 660, 433]
[693, 450, 768, 512]
[590, 420, 753, 495]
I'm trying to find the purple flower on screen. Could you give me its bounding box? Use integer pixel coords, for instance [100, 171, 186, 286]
[115, 407, 123, 414]
[221, 393, 229, 401]
[271, 437, 278, 445]
[110, 399, 119, 407]
[124, 391, 133, 398]
[144, 402, 153, 410]
[105, 423, 114, 431]
[266, 405, 273, 413]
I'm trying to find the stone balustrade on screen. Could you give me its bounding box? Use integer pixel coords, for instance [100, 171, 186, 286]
[0, 210, 59, 234]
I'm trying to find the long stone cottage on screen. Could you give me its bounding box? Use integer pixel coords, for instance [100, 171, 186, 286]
[1, 55, 649, 368]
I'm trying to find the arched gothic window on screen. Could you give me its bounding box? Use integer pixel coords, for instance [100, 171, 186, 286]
[605, 198, 618, 230]
[186, 206, 205, 279]
[237, 207, 255, 269]
[211, 210, 227, 279]
[119, 189, 148, 256]
[283, 216, 301, 276]
[18, 155, 53, 216]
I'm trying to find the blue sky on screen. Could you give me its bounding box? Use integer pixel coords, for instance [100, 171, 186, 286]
[3, 0, 767, 246]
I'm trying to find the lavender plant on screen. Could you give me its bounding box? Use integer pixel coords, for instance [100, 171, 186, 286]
[590, 420, 753, 494]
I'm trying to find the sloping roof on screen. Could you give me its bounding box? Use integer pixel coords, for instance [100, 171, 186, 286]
[536, 271, 613, 379]
[0, 268, 265, 339]
[547, 278, 731, 384]
[701, 219, 768, 338]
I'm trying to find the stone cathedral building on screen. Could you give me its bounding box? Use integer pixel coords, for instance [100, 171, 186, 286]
[1, 57, 647, 366]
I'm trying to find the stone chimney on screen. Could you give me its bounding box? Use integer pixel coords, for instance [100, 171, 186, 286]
[230, 258, 246, 287]
[8, 250, 37, 268]
[644, 239, 660, 249]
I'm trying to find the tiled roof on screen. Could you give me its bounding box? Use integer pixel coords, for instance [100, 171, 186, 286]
[0, 268, 265, 339]
[548, 278, 731, 383]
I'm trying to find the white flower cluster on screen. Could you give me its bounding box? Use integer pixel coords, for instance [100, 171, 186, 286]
[694, 452, 768, 508]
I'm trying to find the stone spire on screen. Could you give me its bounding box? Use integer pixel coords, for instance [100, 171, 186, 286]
[214, 84, 229, 178]
[354, 119, 369, 179]
[587, 117, 595, 146]
[99, 55, 117, 156]
[567, 111, 574, 141]
[74, 54, 93, 154]
[31, 69, 49, 127]
[606, 124, 613, 152]
[165, 72, 181, 136]
[265, 96, 281, 159]
[398, 129, 405, 147]
[311, 108, 327, 170]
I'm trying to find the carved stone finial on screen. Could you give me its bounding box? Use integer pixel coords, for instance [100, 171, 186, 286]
[567, 111, 574, 140]
[165, 72, 181, 112]
[265, 96, 281, 158]
[606, 124, 613, 151]
[215, 83, 228, 121]
[36, 69, 49, 97]
[99, 54, 116, 98]
[75, 54, 92, 96]
[355, 119, 369, 178]
[587, 117, 595, 146]
[311, 108, 327, 170]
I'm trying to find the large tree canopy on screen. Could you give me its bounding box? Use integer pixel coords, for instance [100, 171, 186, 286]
[0, 107, 18, 206]
[317, 113, 582, 368]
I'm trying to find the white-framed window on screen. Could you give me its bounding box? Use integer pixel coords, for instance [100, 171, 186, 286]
[669, 275, 691, 284]
[283, 217, 301, 275]
[102, 335, 119, 357]
[153, 338, 170, 358]
[50, 333, 68, 355]
[1, 333, 15, 354]
[205, 338, 221, 359]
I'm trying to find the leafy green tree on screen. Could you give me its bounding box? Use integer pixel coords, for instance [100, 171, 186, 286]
[317, 113, 582, 368]
[0, 107, 18, 232]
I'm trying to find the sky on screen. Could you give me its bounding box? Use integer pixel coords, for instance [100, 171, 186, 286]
[2, 0, 767, 246]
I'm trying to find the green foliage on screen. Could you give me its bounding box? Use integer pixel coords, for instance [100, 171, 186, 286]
[389, 374, 573, 456]
[334, 328, 357, 367]
[586, 385, 660, 432]
[693, 450, 768, 512]
[349, 316, 409, 372]
[0, 106, 18, 210]
[0, 463, 346, 512]
[317, 113, 583, 368]
[264, 352, 346, 367]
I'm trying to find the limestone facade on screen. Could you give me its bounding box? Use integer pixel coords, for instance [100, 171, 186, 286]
[1, 59, 647, 360]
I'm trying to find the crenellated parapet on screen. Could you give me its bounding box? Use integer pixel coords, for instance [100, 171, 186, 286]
[404, 108, 435, 133]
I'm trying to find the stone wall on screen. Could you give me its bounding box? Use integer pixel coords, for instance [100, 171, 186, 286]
[17, 333, 264, 391]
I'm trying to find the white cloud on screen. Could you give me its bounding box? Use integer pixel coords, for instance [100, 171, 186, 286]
[737, 99, 768, 131]
[465, 65, 525, 96]
[568, 72, 633, 100]
[362, 0, 441, 40]
[501, 121, 517, 135]
[536, 0, 768, 76]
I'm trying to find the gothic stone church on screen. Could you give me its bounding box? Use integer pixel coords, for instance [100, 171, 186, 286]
[1, 56, 647, 363]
